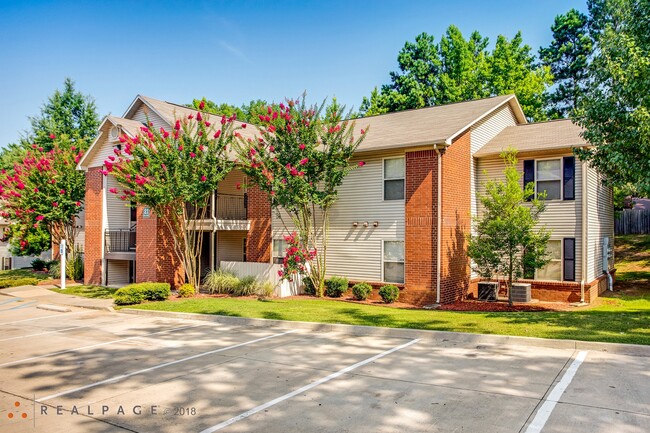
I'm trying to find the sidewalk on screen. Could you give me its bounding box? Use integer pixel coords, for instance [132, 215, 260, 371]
[0, 284, 114, 311]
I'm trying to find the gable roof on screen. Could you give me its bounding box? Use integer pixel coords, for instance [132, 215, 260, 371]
[474, 119, 587, 158]
[352, 94, 526, 153]
[77, 115, 146, 170]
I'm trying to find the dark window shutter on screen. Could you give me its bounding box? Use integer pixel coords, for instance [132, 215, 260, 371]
[563, 157, 575, 200]
[523, 160, 535, 201]
[563, 238, 576, 281]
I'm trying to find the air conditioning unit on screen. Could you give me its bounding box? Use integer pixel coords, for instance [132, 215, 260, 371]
[109, 126, 120, 141]
[511, 283, 531, 303]
[477, 282, 497, 301]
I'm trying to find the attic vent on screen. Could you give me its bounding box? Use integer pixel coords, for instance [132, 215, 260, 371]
[109, 126, 120, 141]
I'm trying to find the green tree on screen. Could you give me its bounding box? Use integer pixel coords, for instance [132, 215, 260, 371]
[574, 0, 650, 195]
[108, 104, 237, 289]
[488, 32, 553, 121]
[189, 98, 269, 124]
[540, 9, 594, 118]
[233, 97, 367, 295]
[467, 150, 551, 305]
[360, 27, 552, 120]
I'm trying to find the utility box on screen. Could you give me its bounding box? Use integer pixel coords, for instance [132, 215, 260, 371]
[478, 282, 498, 301]
[511, 283, 531, 303]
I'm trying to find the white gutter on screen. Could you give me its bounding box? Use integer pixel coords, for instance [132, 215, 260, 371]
[434, 145, 443, 304]
[580, 161, 588, 303]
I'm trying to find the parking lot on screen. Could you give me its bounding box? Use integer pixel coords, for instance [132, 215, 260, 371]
[0, 303, 648, 433]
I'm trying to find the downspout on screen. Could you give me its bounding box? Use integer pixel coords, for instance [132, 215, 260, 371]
[580, 161, 588, 303]
[434, 145, 442, 304]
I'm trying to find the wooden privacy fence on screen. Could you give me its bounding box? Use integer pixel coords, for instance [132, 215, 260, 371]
[615, 209, 650, 234]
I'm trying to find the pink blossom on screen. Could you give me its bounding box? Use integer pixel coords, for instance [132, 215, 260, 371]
[204, 121, 211, 127]
[60, 189, 65, 194]
[299, 144, 305, 150]
[199, 100, 206, 110]
[33, 188, 38, 193]
[214, 130, 221, 139]
[36, 215, 44, 221]
[360, 129, 366, 135]
[49, 133, 56, 139]
[269, 145, 275, 152]
[200, 175, 207, 182]
[242, 123, 247, 129]
[196, 112, 202, 121]
[299, 158, 308, 165]
[236, 183, 241, 190]
[52, 202, 58, 207]
[109, 187, 118, 194]
[358, 161, 366, 167]
[188, 114, 194, 120]
[190, 152, 196, 158]
[174, 120, 181, 131]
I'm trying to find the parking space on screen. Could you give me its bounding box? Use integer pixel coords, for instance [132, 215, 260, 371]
[0, 305, 648, 432]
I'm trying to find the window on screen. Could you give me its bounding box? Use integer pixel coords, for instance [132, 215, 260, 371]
[272, 239, 287, 264]
[536, 240, 562, 281]
[536, 159, 561, 200]
[383, 240, 404, 284]
[384, 157, 405, 200]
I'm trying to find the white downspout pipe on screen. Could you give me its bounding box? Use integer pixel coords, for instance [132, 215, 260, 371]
[434, 146, 442, 304]
[580, 161, 588, 303]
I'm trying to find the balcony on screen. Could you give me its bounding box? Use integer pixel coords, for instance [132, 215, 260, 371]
[187, 193, 249, 231]
[104, 229, 136, 260]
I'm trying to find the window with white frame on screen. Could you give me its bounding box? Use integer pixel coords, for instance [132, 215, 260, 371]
[384, 157, 405, 200]
[536, 159, 562, 200]
[536, 240, 562, 281]
[272, 239, 287, 264]
[383, 240, 405, 284]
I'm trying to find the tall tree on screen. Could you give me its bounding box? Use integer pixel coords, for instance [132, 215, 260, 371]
[488, 32, 553, 121]
[189, 98, 269, 124]
[574, 0, 650, 195]
[360, 26, 552, 120]
[540, 9, 593, 118]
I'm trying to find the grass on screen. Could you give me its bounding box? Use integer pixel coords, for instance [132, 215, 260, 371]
[50, 285, 118, 299]
[0, 268, 50, 281]
[126, 235, 650, 345]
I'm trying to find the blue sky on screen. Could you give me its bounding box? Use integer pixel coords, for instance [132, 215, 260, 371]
[0, 0, 586, 148]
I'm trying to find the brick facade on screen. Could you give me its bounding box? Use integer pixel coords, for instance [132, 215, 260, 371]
[439, 130, 472, 304]
[403, 150, 438, 305]
[135, 206, 184, 288]
[246, 186, 272, 263]
[84, 168, 103, 285]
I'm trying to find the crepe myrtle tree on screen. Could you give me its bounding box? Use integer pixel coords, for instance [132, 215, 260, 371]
[467, 149, 551, 305]
[0, 134, 85, 258]
[233, 96, 368, 296]
[106, 102, 237, 290]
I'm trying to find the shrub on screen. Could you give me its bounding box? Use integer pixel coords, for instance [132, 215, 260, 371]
[257, 280, 275, 298]
[178, 284, 195, 298]
[379, 285, 399, 303]
[31, 258, 46, 271]
[352, 282, 372, 301]
[325, 276, 348, 298]
[45, 260, 58, 271]
[0, 277, 39, 288]
[203, 269, 240, 294]
[234, 275, 258, 296]
[48, 262, 61, 279]
[113, 282, 170, 305]
[303, 277, 316, 296]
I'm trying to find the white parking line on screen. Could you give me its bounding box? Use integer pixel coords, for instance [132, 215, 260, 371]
[0, 311, 89, 325]
[37, 329, 297, 402]
[0, 324, 203, 368]
[0, 325, 89, 342]
[6, 301, 38, 310]
[524, 351, 588, 433]
[199, 338, 420, 433]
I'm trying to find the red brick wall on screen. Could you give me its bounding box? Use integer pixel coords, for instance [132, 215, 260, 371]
[403, 150, 438, 305]
[135, 206, 184, 288]
[440, 130, 472, 304]
[246, 186, 271, 263]
[84, 168, 103, 285]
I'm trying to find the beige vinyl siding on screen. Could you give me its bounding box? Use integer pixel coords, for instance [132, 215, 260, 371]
[106, 259, 130, 286]
[217, 231, 246, 265]
[74, 210, 85, 252]
[586, 166, 615, 281]
[87, 123, 122, 168]
[476, 154, 583, 281]
[219, 169, 245, 195]
[105, 175, 131, 230]
[131, 105, 169, 131]
[271, 150, 405, 282]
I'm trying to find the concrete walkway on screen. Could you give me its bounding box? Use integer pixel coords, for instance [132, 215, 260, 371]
[0, 285, 114, 311]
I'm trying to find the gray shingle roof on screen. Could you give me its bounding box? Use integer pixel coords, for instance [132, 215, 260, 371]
[474, 119, 587, 158]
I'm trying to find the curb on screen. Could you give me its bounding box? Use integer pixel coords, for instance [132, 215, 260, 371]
[118, 308, 650, 358]
[0, 288, 115, 312]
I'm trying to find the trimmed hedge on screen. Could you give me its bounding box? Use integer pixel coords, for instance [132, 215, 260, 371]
[325, 276, 348, 298]
[352, 282, 372, 301]
[113, 282, 171, 305]
[178, 284, 195, 298]
[31, 258, 46, 271]
[379, 285, 399, 303]
[0, 277, 39, 288]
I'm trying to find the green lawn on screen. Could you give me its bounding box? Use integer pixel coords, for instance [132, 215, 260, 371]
[126, 235, 650, 345]
[50, 285, 118, 299]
